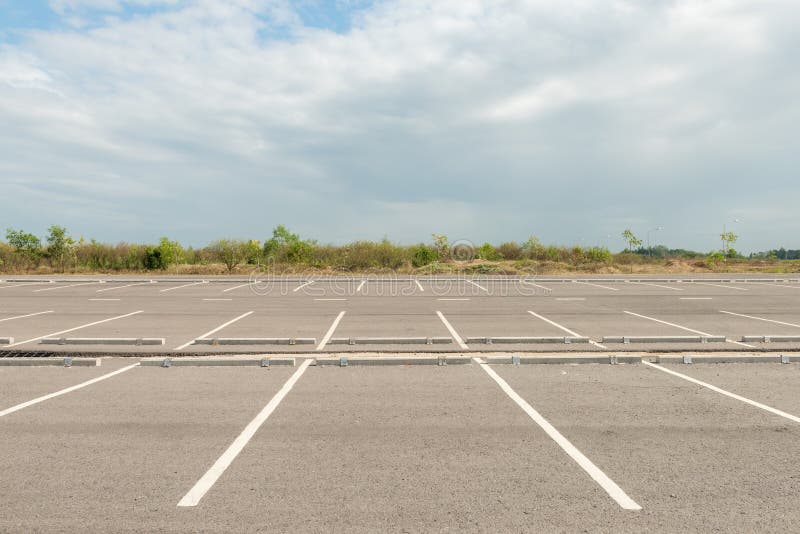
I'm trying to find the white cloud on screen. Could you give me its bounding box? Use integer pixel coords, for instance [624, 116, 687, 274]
[0, 0, 798, 250]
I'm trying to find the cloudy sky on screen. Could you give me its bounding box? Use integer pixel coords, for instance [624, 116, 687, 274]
[1, 0, 797, 252]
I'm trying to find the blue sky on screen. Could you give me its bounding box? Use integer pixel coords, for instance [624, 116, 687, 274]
[1, 1, 798, 252]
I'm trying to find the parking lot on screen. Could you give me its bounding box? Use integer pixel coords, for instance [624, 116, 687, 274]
[1, 356, 798, 532]
[2, 275, 800, 355]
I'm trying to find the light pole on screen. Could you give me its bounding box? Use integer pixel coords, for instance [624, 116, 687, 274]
[647, 226, 662, 258]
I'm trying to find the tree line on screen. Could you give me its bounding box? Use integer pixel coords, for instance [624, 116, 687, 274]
[0, 225, 795, 274]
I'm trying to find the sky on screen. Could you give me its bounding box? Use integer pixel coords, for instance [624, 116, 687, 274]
[0, 0, 798, 252]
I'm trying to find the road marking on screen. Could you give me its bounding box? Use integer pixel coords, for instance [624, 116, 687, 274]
[203, 298, 232, 301]
[315, 298, 347, 301]
[744, 282, 800, 290]
[556, 297, 586, 301]
[34, 281, 103, 292]
[0, 281, 55, 290]
[96, 281, 154, 293]
[465, 279, 489, 292]
[719, 310, 800, 329]
[89, 298, 121, 301]
[474, 357, 641, 511]
[573, 281, 619, 291]
[680, 297, 712, 300]
[177, 359, 312, 507]
[6, 311, 144, 347]
[436, 311, 468, 349]
[521, 280, 552, 291]
[643, 362, 800, 424]
[0, 310, 54, 323]
[437, 298, 470, 301]
[294, 280, 315, 292]
[527, 311, 606, 349]
[623, 311, 755, 348]
[317, 311, 346, 351]
[0, 363, 140, 418]
[160, 281, 208, 293]
[626, 281, 683, 291]
[356, 280, 366, 292]
[173, 311, 254, 350]
[414, 279, 424, 292]
[690, 282, 748, 291]
[222, 283, 250, 293]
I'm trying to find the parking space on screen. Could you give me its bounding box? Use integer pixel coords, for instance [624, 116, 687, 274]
[491, 363, 800, 532]
[0, 364, 298, 533]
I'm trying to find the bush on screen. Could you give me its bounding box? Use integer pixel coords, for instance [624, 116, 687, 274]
[412, 245, 438, 267]
[497, 242, 522, 261]
[144, 247, 166, 270]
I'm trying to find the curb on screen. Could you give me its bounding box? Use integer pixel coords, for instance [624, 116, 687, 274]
[140, 357, 297, 367]
[648, 354, 791, 364]
[40, 338, 165, 346]
[192, 338, 316, 346]
[0, 357, 100, 367]
[602, 336, 726, 344]
[315, 355, 472, 366]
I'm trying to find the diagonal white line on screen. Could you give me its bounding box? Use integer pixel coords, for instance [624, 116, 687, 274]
[222, 283, 250, 293]
[436, 311, 468, 349]
[414, 279, 424, 292]
[173, 311, 253, 350]
[691, 282, 748, 291]
[626, 281, 683, 291]
[573, 281, 619, 291]
[465, 279, 488, 292]
[643, 362, 800, 424]
[160, 281, 208, 293]
[317, 311, 346, 351]
[475, 358, 641, 510]
[35, 282, 103, 292]
[527, 311, 606, 349]
[177, 359, 312, 507]
[0, 364, 140, 418]
[624, 311, 755, 348]
[97, 281, 154, 293]
[0, 310, 54, 323]
[7, 311, 144, 347]
[719, 310, 800, 329]
[293, 280, 315, 292]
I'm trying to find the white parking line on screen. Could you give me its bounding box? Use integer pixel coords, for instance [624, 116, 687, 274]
[0, 310, 54, 323]
[160, 281, 208, 293]
[744, 282, 800, 290]
[222, 283, 251, 293]
[527, 311, 606, 349]
[465, 279, 489, 292]
[293, 280, 315, 292]
[317, 311, 346, 351]
[474, 357, 641, 511]
[177, 358, 312, 507]
[34, 281, 104, 292]
[436, 311, 468, 349]
[0, 281, 54, 289]
[626, 281, 683, 291]
[172, 311, 254, 350]
[437, 298, 470, 301]
[521, 280, 552, 291]
[414, 279, 424, 292]
[6, 311, 144, 347]
[96, 281, 154, 293]
[573, 281, 619, 291]
[690, 282, 748, 291]
[643, 362, 800, 424]
[623, 311, 755, 348]
[0, 363, 140, 418]
[719, 310, 800, 329]
[356, 280, 366, 292]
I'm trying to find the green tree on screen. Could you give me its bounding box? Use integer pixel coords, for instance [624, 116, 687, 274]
[263, 225, 300, 257]
[621, 229, 642, 253]
[720, 231, 738, 259]
[431, 234, 449, 261]
[46, 225, 75, 272]
[208, 239, 251, 273]
[5, 228, 42, 267]
[157, 237, 184, 268]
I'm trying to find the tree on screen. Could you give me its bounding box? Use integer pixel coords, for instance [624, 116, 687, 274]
[157, 237, 184, 267]
[263, 225, 300, 257]
[46, 225, 75, 272]
[208, 239, 251, 273]
[6, 228, 42, 267]
[621, 229, 642, 253]
[431, 234, 449, 261]
[720, 231, 738, 259]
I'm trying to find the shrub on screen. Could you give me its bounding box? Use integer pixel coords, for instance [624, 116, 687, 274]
[412, 245, 438, 267]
